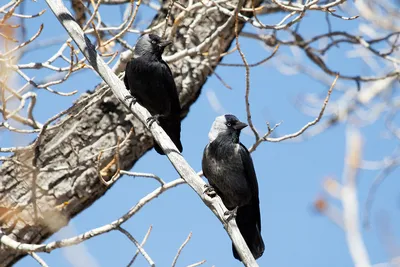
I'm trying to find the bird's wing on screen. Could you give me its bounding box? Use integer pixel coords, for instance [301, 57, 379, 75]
[239, 143, 260, 201]
[124, 61, 133, 90]
[161, 60, 181, 112]
[239, 143, 262, 229]
[201, 144, 210, 179]
[123, 63, 129, 88]
[161, 58, 174, 79]
[201, 144, 218, 187]
[201, 144, 223, 197]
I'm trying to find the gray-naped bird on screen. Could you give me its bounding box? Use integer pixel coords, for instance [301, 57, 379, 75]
[202, 114, 265, 261]
[124, 33, 183, 155]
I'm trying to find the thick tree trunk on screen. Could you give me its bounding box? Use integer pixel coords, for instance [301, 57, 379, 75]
[0, 1, 268, 265]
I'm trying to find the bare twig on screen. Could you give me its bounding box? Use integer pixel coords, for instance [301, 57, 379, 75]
[0, 178, 185, 253]
[234, 8, 259, 140]
[172, 232, 192, 267]
[28, 252, 49, 267]
[126, 225, 153, 267]
[249, 74, 338, 152]
[120, 171, 166, 186]
[187, 260, 207, 267]
[117, 226, 155, 267]
[219, 44, 279, 67]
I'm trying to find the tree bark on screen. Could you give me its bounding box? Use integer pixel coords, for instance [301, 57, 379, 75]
[0, 1, 269, 265]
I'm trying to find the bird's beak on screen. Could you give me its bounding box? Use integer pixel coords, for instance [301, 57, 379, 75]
[233, 121, 248, 130]
[159, 40, 172, 48]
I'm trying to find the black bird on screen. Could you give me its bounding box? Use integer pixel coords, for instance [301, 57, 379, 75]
[124, 33, 183, 155]
[202, 114, 265, 261]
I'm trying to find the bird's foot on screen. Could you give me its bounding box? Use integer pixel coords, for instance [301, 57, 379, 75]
[203, 184, 217, 198]
[146, 114, 165, 128]
[224, 206, 239, 222]
[124, 95, 137, 109]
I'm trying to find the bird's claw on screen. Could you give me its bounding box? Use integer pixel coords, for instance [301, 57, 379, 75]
[224, 206, 238, 222]
[204, 184, 216, 197]
[146, 114, 165, 128]
[146, 115, 159, 128]
[124, 95, 137, 109]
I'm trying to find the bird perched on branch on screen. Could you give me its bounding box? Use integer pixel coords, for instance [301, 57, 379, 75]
[202, 114, 264, 261]
[124, 33, 183, 155]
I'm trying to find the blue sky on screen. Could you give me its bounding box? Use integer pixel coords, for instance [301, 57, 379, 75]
[5, 1, 400, 267]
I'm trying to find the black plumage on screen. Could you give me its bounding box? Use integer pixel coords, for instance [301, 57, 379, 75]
[124, 34, 182, 155]
[202, 114, 264, 261]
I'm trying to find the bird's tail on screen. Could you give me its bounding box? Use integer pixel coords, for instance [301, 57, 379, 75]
[154, 119, 183, 155]
[232, 203, 265, 261]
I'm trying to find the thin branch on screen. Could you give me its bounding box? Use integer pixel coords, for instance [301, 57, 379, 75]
[101, 0, 141, 47]
[172, 232, 192, 267]
[249, 74, 337, 152]
[186, 260, 207, 267]
[163, 2, 239, 63]
[28, 252, 49, 267]
[117, 226, 155, 267]
[120, 171, 166, 186]
[234, 8, 259, 140]
[219, 44, 279, 67]
[3, 24, 44, 57]
[126, 225, 153, 267]
[0, 178, 185, 253]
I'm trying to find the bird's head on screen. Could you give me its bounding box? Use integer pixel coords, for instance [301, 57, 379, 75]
[208, 114, 248, 143]
[134, 34, 172, 59]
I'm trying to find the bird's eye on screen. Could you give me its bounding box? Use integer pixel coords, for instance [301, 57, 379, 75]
[226, 123, 232, 127]
[151, 40, 156, 45]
